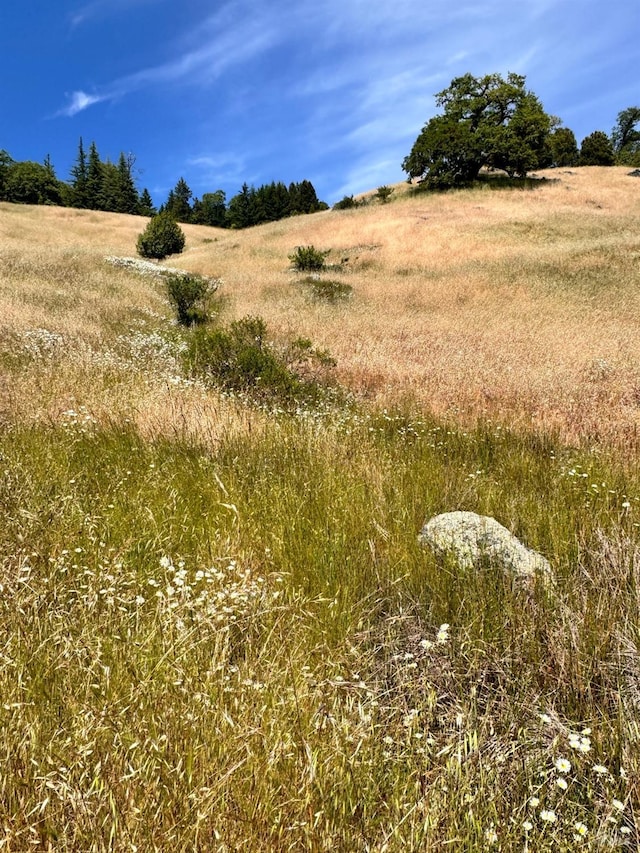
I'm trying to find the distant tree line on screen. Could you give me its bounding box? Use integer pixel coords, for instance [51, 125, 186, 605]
[159, 177, 328, 228]
[0, 139, 155, 215]
[0, 138, 327, 229]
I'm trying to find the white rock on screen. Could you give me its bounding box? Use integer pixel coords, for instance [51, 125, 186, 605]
[419, 511, 551, 585]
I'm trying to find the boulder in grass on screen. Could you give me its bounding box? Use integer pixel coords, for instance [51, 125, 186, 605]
[419, 511, 552, 586]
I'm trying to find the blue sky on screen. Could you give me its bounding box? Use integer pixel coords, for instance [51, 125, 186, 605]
[1, 0, 637, 206]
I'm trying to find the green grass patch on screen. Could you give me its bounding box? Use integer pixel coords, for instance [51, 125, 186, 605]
[300, 276, 353, 303]
[1, 410, 638, 849]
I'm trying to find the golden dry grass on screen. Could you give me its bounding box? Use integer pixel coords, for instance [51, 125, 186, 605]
[0, 203, 263, 446]
[3, 180, 640, 850]
[2, 166, 640, 449]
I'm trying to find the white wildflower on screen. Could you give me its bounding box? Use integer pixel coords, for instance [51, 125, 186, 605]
[436, 623, 450, 644]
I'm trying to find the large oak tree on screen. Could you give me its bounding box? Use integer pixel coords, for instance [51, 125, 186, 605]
[402, 72, 554, 188]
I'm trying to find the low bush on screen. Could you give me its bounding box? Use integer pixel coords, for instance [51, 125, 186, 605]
[288, 245, 329, 271]
[166, 273, 218, 326]
[300, 276, 353, 303]
[137, 212, 186, 260]
[333, 195, 363, 210]
[375, 185, 394, 203]
[185, 315, 336, 405]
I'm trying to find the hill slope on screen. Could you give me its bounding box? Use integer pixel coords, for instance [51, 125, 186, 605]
[3, 166, 639, 447]
[1, 169, 640, 850]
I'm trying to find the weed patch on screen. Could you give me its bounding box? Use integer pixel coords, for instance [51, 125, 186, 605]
[185, 315, 337, 407]
[300, 276, 353, 303]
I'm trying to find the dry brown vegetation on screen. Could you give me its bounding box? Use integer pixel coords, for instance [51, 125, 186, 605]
[2, 171, 640, 850]
[2, 166, 640, 450]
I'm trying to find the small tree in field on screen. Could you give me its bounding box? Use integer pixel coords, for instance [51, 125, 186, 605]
[137, 211, 186, 260]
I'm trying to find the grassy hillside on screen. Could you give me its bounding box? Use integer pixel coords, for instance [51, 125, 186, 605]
[0, 170, 639, 850]
[3, 167, 639, 448]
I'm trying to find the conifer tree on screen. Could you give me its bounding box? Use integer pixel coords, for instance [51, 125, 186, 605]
[138, 188, 156, 216]
[288, 182, 301, 214]
[86, 142, 104, 209]
[226, 183, 255, 228]
[137, 211, 185, 259]
[70, 138, 89, 208]
[99, 160, 121, 211]
[164, 178, 193, 222]
[116, 152, 140, 214]
[298, 179, 320, 213]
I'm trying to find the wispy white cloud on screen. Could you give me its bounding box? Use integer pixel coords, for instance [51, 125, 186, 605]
[333, 157, 403, 201]
[59, 2, 282, 116]
[58, 90, 107, 116]
[187, 153, 247, 187]
[54, 0, 636, 199]
[69, 0, 161, 28]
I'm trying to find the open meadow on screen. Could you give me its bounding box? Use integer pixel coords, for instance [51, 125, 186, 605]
[0, 168, 639, 850]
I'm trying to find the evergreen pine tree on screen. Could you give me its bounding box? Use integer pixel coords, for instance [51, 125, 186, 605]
[70, 138, 89, 208]
[86, 142, 104, 209]
[165, 178, 192, 222]
[138, 188, 156, 216]
[100, 160, 121, 211]
[273, 182, 290, 219]
[116, 152, 140, 214]
[226, 183, 254, 228]
[137, 211, 186, 259]
[288, 182, 301, 214]
[298, 180, 320, 213]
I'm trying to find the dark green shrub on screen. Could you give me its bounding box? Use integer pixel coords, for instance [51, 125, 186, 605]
[137, 212, 186, 260]
[333, 195, 359, 210]
[375, 185, 394, 204]
[579, 131, 615, 166]
[166, 273, 218, 326]
[288, 245, 329, 271]
[185, 316, 336, 406]
[300, 277, 353, 303]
